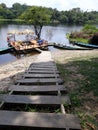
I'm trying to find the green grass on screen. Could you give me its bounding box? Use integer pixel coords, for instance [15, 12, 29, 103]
[66, 33, 88, 43]
[55, 55, 98, 130]
[69, 37, 88, 43]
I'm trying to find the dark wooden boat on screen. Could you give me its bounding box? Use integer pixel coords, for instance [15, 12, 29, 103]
[54, 43, 92, 50]
[75, 42, 98, 49]
[0, 47, 13, 55]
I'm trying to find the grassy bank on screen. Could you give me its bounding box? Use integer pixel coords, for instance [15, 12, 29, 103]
[0, 19, 25, 24]
[66, 33, 88, 43]
[52, 50, 98, 130]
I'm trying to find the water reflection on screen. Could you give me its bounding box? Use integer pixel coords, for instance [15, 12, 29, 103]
[0, 53, 17, 65]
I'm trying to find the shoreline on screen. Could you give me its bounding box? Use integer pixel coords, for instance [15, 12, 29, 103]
[1, 49, 98, 91]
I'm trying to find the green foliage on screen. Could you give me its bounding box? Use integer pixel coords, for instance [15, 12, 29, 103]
[11, 3, 30, 18]
[69, 37, 88, 43]
[0, 4, 14, 19]
[20, 6, 51, 25]
[0, 3, 98, 25]
[68, 24, 98, 44]
[70, 93, 81, 107]
[82, 24, 98, 34]
[20, 6, 51, 39]
[89, 33, 98, 45]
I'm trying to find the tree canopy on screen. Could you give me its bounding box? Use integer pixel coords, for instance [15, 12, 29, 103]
[20, 6, 51, 39]
[0, 3, 98, 25]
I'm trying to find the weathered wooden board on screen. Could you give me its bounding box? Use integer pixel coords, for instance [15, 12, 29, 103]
[0, 95, 70, 105]
[9, 85, 67, 93]
[30, 65, 57, 68]
[28, 67, 57, 71]
[0, 111, 81, 129]
[26, 70, 59, 74]
[31, 62, 55, 66]
[23, 73, 59, 78]
[16, 78, 63, 84]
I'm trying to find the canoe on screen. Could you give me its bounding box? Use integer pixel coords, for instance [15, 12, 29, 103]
[54, 43, 92, 50]
[75, 42, 98, 49]
[0, 47, 13, 55]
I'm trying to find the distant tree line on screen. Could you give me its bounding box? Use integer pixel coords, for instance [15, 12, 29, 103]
[0, 3, 98, 25]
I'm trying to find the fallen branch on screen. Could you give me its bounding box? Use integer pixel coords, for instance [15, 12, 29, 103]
[86, 122, 95, 130]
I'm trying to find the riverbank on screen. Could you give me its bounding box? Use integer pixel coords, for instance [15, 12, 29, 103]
[1, 49, 98, 91]
[0, 50, 53, 91]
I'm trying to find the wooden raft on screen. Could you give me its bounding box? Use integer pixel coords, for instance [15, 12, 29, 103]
[0, 61, 81, 130]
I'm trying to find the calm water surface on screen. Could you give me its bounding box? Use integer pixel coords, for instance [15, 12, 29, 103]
[0, 24, 82, 65]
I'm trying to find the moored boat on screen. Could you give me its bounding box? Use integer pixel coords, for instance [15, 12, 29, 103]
[7, 30, 48, 53]
[54, 43, 92, 50]
[0, 47, 13, 55]
[74, 42, 98, 49]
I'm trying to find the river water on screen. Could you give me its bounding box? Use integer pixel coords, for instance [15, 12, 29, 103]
[0, 24, 82, 65]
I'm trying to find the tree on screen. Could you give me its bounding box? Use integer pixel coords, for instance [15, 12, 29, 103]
[20, 6, 51, 39]
[0, 3, 14, 19]
[11, 3, 29, 19]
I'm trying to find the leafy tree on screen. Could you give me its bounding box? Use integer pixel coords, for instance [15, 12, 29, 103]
[1, 2, 98, 26]
[20, 6, 51, 39]
[0, 3, 14, 19]
[11, 3, 29, 18]
[0, 3, 6, 8]
[51, 8, 60, 23]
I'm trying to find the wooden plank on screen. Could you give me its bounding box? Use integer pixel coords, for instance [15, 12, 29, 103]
[28, 67, 57, 71]
[35, 48, 42, 53]
[0, 111, 81, 129]
[30, 65, 57, 68]
[26, 70, 59, 74]
[9, 85, 67, 93]
[16, 78, 63, 84]
[0, 95, 70, 105]
[27, 69, 59, 72]
[23, 73, 59, 78]
[31, 62, 55, 66]
[30, 64, 56, 67]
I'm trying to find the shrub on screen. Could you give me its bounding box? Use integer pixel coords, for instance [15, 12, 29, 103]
[82, 24, 98, 34]
[89, 33, 98, 45]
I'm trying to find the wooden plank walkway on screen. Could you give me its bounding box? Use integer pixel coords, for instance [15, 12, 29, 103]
[0, 52, 81, 130]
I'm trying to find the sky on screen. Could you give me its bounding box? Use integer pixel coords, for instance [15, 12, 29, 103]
[1, 0, 98, 11]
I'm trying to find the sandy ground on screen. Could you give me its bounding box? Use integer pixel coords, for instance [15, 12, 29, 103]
[0, 54, 38, 91]
[51, 49, 98, 63]
[0, 49, 98, 91]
